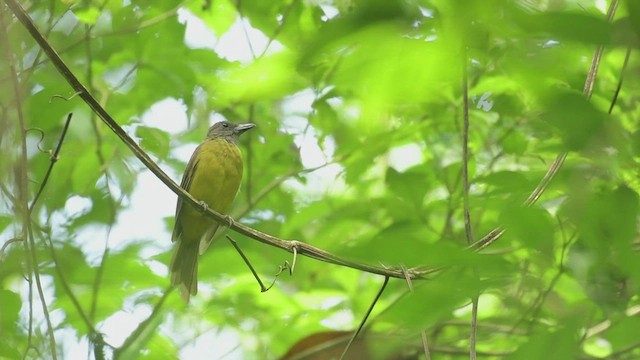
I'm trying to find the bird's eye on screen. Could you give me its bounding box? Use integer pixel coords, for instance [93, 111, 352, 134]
[222, 123, 229, 128]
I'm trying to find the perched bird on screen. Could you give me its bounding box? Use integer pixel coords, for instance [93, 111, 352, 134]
[170, 121, 255, 302]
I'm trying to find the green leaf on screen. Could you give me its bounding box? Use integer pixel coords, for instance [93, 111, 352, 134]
[0, 290, 21, 330]
[188, 0, 237, 36]
[501, 130, 528, 155]
[499, 206, 555, 254]
[377, 271, 481, 331]
[516, 10, 611, 45]
[0, 341, 21, 360]
[566, 186, 638, 253]
[136, 126, 170, 159]
[214, 51, 306, 105]
[71, 151, 102, 194]
[115, 300, 171, 360]
[475, 171, 533, 199]
[607, 316, 640, 352]
[74, 7, 101, 24]
[542, 92, 607, 151]
[508, 326, 580, 360]
[0, 215, 11, 233]
[385, 167, 429, 208]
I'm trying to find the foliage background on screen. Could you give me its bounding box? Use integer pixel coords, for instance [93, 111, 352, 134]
[1, 0, 640, 359]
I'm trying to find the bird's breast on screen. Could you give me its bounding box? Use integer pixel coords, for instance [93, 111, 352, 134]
[189, 139, 243, 214]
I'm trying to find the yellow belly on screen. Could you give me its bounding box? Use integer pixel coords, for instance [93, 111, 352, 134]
[180, 139, 243, 243]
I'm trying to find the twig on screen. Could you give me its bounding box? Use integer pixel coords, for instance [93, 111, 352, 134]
[0, 177, 17, 207]
[290, 246, 297, 273]
[90, 332, 107, 360]
[461, 48, 478, 360]
[605, 341, 640, 359]
[245, 105, 255, 203]
[461, 53, 473, 247]
[43, 232, 98, 335]
[0, 4, 57, 357]
[4, 0, 622, 298]
[226, 234, 292, 292]
[25, 127, 47, 152]
[114, 287, 172, 358]
[400, 264, 414, 292]
[421, 330, 432, 360]
[521, 219, 572, 334]
[3, 0, 445, 281]
[49, 92, 81, 102]
[429, 345, 512, 357]
[470, 0, 620, 252]
[339, 276, 389, 360]
[0, 236, 22, 255]
[608, 47, 631, 114]
[29, 113, 72, 211]
[80, 1, 121, 329]
[236, 0, 256, 58]
[284, 332, 352, 360]
[584, 305, 640, 338]
[235, 158, 344, 219]
[469, 297, 479, 360]
[258, 0, 299, 58]
[401, 266, 431, 360]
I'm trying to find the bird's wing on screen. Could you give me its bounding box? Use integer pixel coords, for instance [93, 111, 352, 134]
[172, 144, 201, 243]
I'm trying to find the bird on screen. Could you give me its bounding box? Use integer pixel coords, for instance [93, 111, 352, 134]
[170, 121, 255, 303]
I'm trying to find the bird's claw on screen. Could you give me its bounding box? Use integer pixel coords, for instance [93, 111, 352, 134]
[223, 215, 234, 229]
[198, 201, 209, 214]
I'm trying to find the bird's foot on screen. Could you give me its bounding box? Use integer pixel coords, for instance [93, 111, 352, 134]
[222, 215, 235, 229]
[198, 201, 209, 214]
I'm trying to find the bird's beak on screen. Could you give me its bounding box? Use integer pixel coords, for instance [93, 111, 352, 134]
[235, 123, 256, 134]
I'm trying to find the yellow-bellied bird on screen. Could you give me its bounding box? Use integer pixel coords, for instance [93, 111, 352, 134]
[170, 121, 255, 302]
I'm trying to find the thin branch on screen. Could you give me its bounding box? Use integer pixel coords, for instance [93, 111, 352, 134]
[90, 332, 108, 360]
[114, 287, 172, 358]
[525, 221, 572, 334]
[430, 346, 512, 357]
[608, 47, 631, 114]
[585, 305, 640, 338]
[244, 105, 255, 203]
[226, 235, 282, 292]
[82, 1, 122, 328]
[421, 330, 432, 360]
[441, 320, 527, 335]
[235, 158, 343, 219]
[469, 298, 478, 360]
[0, 176, 17, 207]
[29, 113, 72, 211]
[284, 332, 352, 360]
[605, 341, 640, 359]
[461, 48, 478, 360]
[1, 0, 442, 281]
[470, 0, 619, 251]
[0, 236, 22, 255]
[461, 55, 473, 247]
[339, 276, 389, 360]
[584, 0, 618, 100]
[400, 264, 414, 292]
[4, 0, 622, 292]
[0, 2, 183, 84]
[43, 232, 98, 335]
[0, 5, 57, 357]
[19, 1, 72, 88]
[258, 0, 299, 58]
[237, 2, 256, 58]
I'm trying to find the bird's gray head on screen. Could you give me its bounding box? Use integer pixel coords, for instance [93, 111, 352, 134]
[205, 121, 255, 144]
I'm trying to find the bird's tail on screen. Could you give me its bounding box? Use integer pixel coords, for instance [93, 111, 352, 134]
[170, 240, 199, 303]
